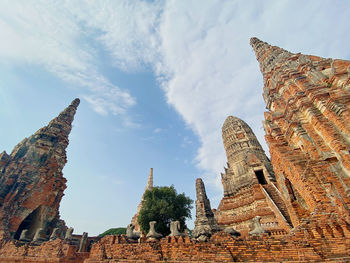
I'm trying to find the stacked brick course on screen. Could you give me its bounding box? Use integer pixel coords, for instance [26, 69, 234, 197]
[82, 231, 350, 262]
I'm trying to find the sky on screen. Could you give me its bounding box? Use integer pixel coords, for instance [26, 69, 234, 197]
[0, 0, 349, 236]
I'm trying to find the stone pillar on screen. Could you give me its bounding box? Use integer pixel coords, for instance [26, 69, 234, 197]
[79, 232, 88, 252]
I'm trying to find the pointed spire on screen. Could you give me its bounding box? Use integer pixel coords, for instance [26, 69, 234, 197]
[145, 168, 153, 190]
[45, 98, 80, 138]
[250, 37, 293, 75]
[9, 98, 80, 169]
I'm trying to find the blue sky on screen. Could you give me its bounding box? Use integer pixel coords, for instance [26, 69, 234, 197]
[0, 0, 349, 235]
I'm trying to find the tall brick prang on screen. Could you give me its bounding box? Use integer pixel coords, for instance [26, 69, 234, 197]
[216, 116, 292, 236]
[251, 37, 350, 231]
[0, 99, 80, 240]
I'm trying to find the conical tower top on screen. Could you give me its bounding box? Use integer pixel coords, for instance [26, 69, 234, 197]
[145, 168, 153, 190]
[45, 98, 80, 137]
[250, 37, 293, 76]
[9, 98, 80, 168]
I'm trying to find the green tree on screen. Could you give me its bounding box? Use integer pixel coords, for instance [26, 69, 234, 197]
[138, 186, 193, 236]
[98, 227, 126, 238]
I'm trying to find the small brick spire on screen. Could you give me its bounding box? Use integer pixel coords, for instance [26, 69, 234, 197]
[193, 178, 220, 240]
[145, 168, 153, 190]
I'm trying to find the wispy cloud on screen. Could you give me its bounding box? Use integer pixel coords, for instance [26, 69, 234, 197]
[1, 0, 349, 196]
[153, 0, 350, 192]
[0, 0, 137, 119]
[63, 0, 163, 71]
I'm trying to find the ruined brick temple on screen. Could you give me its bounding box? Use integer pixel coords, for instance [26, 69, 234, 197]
[0, 38, 350, 262]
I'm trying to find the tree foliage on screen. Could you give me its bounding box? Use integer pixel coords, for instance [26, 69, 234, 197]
[98, 227, 126, 238]
[138, 186, 193, 236]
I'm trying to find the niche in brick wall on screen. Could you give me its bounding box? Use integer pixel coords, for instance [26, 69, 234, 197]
[255, 170, 267, 185]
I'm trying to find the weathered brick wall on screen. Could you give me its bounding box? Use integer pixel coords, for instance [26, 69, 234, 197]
[0, 239, 89, 263]
[1, 230, 349, 263]
[84, 231, 350, 263]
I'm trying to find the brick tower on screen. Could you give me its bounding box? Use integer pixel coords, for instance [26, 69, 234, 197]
[251, 37, 350, 234]
[216, 116, 292, 236]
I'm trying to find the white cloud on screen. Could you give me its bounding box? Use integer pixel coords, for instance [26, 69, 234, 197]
[63, 0, 163, 71]
[152, 0, 350, 195]
[1, 0, 350, 198]
[0, 0, 136, 119]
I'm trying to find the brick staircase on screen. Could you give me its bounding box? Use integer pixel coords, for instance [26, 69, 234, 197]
[263, 184, 293, 227]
